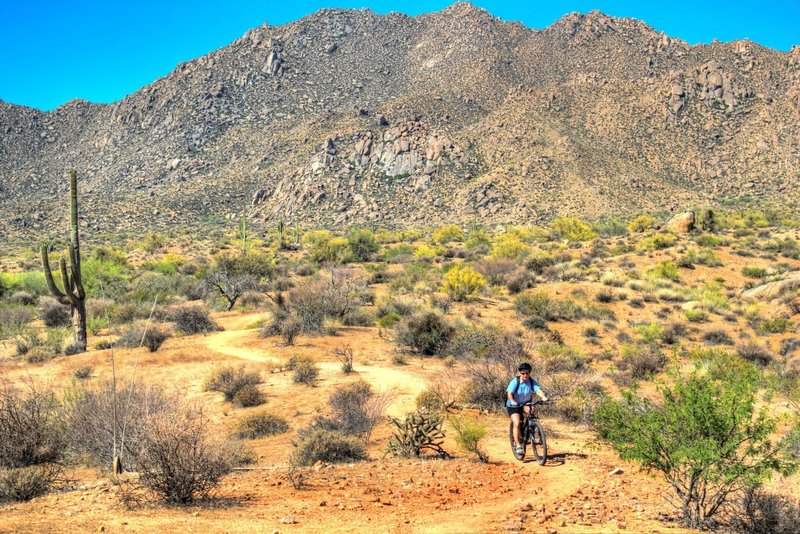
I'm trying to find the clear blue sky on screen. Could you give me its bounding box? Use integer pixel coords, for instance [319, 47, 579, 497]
[1, 1, 798, 111]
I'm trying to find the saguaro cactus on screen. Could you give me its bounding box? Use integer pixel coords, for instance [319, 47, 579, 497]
[41, 170, 87, 353]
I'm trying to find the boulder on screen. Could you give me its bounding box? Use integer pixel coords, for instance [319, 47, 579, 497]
[740, 272, 800, 301]
[666, 211, 695, 233]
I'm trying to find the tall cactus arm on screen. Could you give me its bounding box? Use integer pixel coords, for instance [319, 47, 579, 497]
[69, 245, 85, 299]
[69, 170, 80, 264]
[41, 245, 70, 305]
[59, 257, 78, 306]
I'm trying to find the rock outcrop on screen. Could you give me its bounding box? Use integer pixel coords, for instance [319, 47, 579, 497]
[1, 4, 799, 238]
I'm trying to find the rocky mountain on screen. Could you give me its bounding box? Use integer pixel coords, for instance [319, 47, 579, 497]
[2, 3, 799, 239]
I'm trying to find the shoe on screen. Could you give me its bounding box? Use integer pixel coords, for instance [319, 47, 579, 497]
[515, 445, 524, 455]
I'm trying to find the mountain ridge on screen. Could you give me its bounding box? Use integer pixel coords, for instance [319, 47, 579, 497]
[1, 3, 798, 240]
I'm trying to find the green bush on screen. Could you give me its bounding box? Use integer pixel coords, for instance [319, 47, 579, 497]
[432, 225, 464, 244]
[234, 412, 289, 439]
[647, 261, 680, 281]
[759, 318, 790, 334]
[448, 414, 488, 462]
[639, 233, 677, 251]
[393, 312, 453, 356]
[549, 217, 596, 241]
[347, 229, 379, 261]
[595, 368, 798, 529]
[441, 265, 485, 301]
[742, 266, 768, 278]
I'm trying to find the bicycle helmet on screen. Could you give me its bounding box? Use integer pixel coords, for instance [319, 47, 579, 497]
[517, 362, 532, 372]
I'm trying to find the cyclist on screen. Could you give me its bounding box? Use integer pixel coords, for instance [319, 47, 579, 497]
[507, 362, 548, 456]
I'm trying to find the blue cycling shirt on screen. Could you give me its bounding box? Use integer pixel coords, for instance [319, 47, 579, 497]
[506, 377, 540, 407]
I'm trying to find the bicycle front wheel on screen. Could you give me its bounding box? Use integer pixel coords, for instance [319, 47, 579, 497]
[530, 421, 547, 465]
[509, 421, 526, 461]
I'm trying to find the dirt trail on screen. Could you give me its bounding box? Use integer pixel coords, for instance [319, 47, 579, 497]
[0, 311, 691, 533]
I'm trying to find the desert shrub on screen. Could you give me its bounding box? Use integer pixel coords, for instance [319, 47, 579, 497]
[333, 345, 354, 373]
[647, 261, 680, 281]
[639, 233, 677, 250]
[39, 297, 71, 327]
[490, 234, 531, 261]
[347, 228, 379, 261]
[24, 346, 56, 364]
[378, 312, 402, 329]
[62, 382, 171, 469]
[73, 366, 93, 380]
[759, 318, 790, 334]
[554, 382, 605, 427]
[0, 306, 35, 340]
[203, 365, 262, 401]
[293, 358, 319, 386]
[703, 329, 734, 346]
[448, 414, 488, 462]
[446, 323, 502, 359]
[685, 309, 708, 322]
[291, 429, 368, 466]
[731, 486, 800, 534]
[116, 323, 172, 352]
[0, 464, 63, 502]
[432, 224, 464, 244]
[386, 410, 449, 458]
[628, 214, 656, 233]
[169, 304, 220, 334]
[416, 388, 446, 413]
[506, 268, 532, 294]
[595, 368, 797, 529]
[618, 343, 667, 379]
[132, 407, 238, 504]
[474, 258, 519, 285]
[635, 323, 665, 344]
[310, 236, 353, 265]
[428, 292, 452, 313]
[316, 381, 388, 439]
[735, 342, 773, 367]
[549, 217, 596, 241]
[514, 291, 552, 318]
[595, 288, 616, 303]
[234, 412, 289, 439]
[0, 385, 64, 501]
[742, 266, 768, 279]
[8, 291, 36, 306]
[279, 270, 369, 333]
[526, 251, 557, 274]
[231, 384, 264, 408]
[662, 322, 688, 345]
[441, 265, 485, 301]
[393, 312, 454, 356]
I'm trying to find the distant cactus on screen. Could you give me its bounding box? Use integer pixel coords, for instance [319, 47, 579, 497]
[41, 170, 87, 353]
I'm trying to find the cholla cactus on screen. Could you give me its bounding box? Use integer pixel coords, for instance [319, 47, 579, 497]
[41, 170, 87, 353]
[385, 410, 450, 458]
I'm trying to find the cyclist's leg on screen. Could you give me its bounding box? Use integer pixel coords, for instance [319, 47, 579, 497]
[509, 411, 522, 445]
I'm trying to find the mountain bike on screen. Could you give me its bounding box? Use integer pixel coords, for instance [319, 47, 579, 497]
[509, 400, 548, 464]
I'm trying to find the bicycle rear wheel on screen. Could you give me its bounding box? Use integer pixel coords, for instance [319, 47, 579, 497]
[530, 421, 547, 465]
[509, 421, 526, 461]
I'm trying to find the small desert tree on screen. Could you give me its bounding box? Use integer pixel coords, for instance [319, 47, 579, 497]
[595, 365, 797, 529]
[204, 251, 270, 311]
